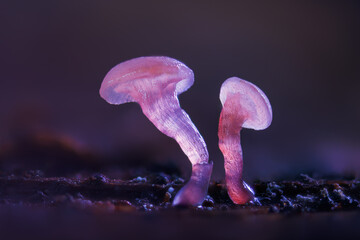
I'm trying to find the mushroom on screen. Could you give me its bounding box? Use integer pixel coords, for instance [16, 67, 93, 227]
[218, 77, 272, 204]
[100, 56, 213, 206]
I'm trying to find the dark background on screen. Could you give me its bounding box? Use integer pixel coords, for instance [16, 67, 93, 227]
[1, 0, 359, 181]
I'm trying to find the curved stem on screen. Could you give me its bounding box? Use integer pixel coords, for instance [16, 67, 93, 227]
[140, 92, 211, 206]
[218, 105, 254, 204]
[140, 92, 208, 165]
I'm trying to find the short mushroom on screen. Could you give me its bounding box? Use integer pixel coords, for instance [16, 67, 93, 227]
[100, 56, 213, 206]
[218, 77, 272, 204]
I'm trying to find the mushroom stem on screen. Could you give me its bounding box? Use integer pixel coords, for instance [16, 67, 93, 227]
[218, 98, 254, 204]
[140, 91, 211, 206]
[140, 92, 208, 165]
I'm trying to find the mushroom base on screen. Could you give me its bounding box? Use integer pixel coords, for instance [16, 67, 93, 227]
[172, 162, 213, 206]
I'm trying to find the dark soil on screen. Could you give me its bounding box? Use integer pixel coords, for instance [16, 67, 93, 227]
[1, 138, 360, 240]
[1, 171, 359, 213]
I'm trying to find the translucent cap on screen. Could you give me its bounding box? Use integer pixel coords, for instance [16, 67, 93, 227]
[220, 77, 272, 130]
[100, 56, 194, 104]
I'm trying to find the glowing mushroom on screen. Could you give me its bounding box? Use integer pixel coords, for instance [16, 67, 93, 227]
[218, 77, 272, 204]
[100, 56, 212, 206]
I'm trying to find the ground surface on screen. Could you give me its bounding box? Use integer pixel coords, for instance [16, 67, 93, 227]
[0, 171, 359, 240]
[1, 172, 359, 213]
[1, 139, 360, 240]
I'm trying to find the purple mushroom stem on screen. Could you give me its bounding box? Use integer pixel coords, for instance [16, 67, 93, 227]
[218, 77, 272, 204]
[140, 94, 208, 166]
[100, 56, 212, 206]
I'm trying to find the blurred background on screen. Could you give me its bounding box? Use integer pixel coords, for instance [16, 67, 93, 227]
[0, 0, 359, 181]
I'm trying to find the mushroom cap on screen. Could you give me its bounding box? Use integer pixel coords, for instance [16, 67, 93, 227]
[220, 77, 272, 130]
[100, 56, 194, 104]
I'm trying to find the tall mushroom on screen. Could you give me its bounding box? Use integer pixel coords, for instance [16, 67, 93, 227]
[218, 77, 272, 204]
[100, 56, 212, 206]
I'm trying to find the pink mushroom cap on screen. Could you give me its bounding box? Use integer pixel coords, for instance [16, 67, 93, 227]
[220, 77, 272, 130]
[99, 56, 194, 104]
